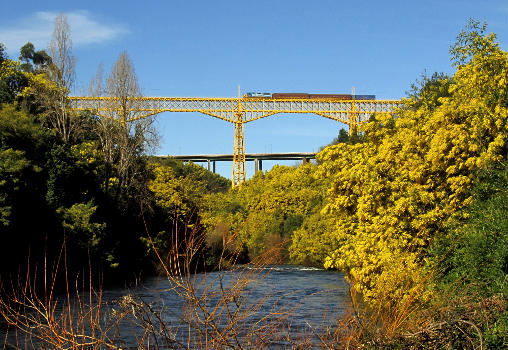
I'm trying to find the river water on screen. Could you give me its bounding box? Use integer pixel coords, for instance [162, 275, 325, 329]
[2, 265, 351, 349]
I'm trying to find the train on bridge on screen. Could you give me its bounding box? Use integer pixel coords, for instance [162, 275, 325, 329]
[244, 92, 376, 100]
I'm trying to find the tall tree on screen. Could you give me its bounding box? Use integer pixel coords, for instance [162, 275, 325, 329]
[48, 13, 75, 92]
[0, 42, 7, 64]
[98, 52, 158, 199]
[43, 12, 78, 142]
[0, 43, 12, 103]
[88, 62, 104, 97]
[105, 52, 142, 124]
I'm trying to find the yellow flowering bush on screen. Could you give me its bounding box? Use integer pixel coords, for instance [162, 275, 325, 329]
[0, 58, 59, 101]
[71, 141, 100, 165]
[149, 163, 208, 217]
[318, 25, 508, 307]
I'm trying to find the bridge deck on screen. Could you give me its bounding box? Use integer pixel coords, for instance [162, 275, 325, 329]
[157, 152, 316, 162]
[69, 96, 402, 124]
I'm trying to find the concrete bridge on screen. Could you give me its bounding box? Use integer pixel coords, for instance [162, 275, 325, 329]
[157, 152, 316, 174]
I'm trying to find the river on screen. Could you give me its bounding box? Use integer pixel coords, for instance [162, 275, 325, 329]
[2, 265, 351, 349]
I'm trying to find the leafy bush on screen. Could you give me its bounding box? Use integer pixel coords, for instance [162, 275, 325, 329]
[317, 21, 508, 308]
[430, 161, 508, 296]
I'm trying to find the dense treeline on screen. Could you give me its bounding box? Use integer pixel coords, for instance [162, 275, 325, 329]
[0, 19, 230, 288]
[0, 43, 151, 284]
[200, 163, 328, 263]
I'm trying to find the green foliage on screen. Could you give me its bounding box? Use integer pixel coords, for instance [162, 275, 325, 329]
[0, 43, 6, 63]
[58, 201, 106, 250]
[426, 159, 508, 348]
[148, 161, 208, 237]
[450, 19, 498, 67]
[19, 42, 52, 73]
[0, 52, 156, 282]
[46, 144, 84, 207]
[406, 71, 452, 110]
[202, 163, 329, 262]
[145, 160, 232, 271]
[242, 210, 284, 257]
[0, 59, 29, 105]
[336, 128, 350, 144]
[149, 157, 230, 193]
[1, 29, 507, 350]
[200, 190, 247, 249]
[148, 160, 229, 217]
[322, 128, 366, 150]
[484, 310, 508, 349]
[0, 43, 174, 285]
[289, 212, 336, 265]
[430, 161, 508, 296]
[0, 105, 47, 226]
[0, 45, 57, 113]
[0, 43, 10, 103]
[0, 148, 30, 225]
[0, 103, 54, 283]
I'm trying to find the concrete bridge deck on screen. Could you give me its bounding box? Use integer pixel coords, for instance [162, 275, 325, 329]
[156, 152, 316, 173]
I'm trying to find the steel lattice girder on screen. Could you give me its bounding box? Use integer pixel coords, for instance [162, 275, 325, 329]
[69, 96, 403, 124]
[69, 96, 402, 185]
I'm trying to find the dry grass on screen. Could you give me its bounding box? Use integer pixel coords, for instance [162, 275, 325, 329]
[0, 244, 124, 350]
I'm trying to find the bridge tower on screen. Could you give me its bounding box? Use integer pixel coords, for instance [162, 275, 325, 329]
[233, 111, 246, 185]
[232, 86, 246, 185]
[348, 87, 358, 136]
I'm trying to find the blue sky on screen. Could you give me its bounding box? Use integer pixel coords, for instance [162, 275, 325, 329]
[1, 0, 507, 179]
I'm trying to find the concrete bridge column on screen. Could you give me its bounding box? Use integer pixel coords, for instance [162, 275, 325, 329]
[213, 161, 216, 173]
[207, 159, 211, 171]
[303, 157, 309, 165]
[254, 158, 262, 172]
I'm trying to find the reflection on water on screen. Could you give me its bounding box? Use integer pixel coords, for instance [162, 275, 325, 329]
[2, 265, 351, 349]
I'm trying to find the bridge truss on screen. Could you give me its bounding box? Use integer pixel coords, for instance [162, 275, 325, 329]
[69, 96, 402, 185]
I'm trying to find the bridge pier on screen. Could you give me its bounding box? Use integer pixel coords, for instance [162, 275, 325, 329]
[254, 158, 263, 173]
[206, 159, 217, 173]
[163, 152, 316, 182]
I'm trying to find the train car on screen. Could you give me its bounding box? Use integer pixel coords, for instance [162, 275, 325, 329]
[244, 92, 272, 98]
[309, 94, 352, 100]
[271, 93, 310, 99]
[353, 95, 376, 100]
[243, 92, 376, 100]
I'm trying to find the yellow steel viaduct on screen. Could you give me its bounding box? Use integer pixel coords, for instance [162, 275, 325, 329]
[69, 95, 402, 186]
